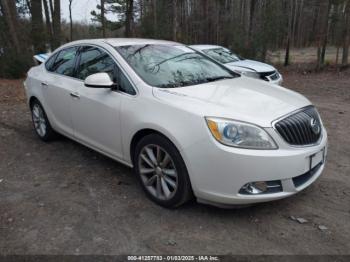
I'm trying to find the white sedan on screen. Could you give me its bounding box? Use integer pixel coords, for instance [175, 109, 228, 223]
[24, 38, 327, 208]
[190, 45, 283, 85]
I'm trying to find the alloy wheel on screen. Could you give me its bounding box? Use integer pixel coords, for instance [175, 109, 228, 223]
[32, 104, 47, 137]
[138, 144, 178, 200]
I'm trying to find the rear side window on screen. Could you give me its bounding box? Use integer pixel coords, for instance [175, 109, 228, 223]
[51, 47, 78, 76]
[76, 46, 115, 80]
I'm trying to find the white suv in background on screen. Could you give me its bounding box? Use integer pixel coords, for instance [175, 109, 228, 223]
[25, 39, 326, 208]
[191, 45, 283, 85]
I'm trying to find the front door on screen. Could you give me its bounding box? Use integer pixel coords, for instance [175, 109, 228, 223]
[70, 46, 123, 159]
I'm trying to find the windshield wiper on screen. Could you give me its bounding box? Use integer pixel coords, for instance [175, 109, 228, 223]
[205, 76, 234, 82]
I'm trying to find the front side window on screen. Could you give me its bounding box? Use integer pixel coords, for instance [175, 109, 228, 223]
[76, 46, 115, 80]
[203, 48, 240, 64]
[77, 46, 136, 95]
[116, 44, 237, 88]
[51, 47, 78, 76]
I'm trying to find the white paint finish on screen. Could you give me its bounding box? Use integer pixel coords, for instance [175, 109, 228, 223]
[84, 72, 114, 88]
[226, 59, 276, 73]
[71, 81, 124, 160]
[25, 38, 327, 206]
[152, 77, 310, 127]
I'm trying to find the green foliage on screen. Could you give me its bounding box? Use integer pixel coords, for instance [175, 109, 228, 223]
[91, 0, 130, 32]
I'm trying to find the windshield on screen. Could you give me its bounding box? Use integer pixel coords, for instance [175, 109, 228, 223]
[203, 48, 241, 64]
[115, 44, 237, 88]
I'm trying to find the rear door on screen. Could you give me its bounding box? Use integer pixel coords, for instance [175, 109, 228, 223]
[42, 47, 79, 136]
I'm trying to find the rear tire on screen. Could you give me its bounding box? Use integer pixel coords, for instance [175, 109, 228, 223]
[30, 99, 58, 142]
[134, 134, 192, 208]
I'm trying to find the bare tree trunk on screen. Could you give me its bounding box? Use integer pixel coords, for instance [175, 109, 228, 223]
[125, 0, 134, 37]
[284, 0, 294, 66]
[342, 0, 350, 66]
[31, 0, 46, 53]
[43, 0, 54, 50]
[0, 0, 21, 53]
[172, 0, 177, 41]
[248, 0, 256, 46]
[153, 0, 157, 37]
[52, 0, 61, 48]
[48, 0, 54, 20]
[336, 46, 340, 65]
[69, 0, 73, 41]
[101, 0, 105, 37]
[320, 0, 332, 66]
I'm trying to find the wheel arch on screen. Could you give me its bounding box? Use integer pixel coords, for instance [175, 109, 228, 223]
[129, 128, 182, 166]
[29, 96, 40, 109]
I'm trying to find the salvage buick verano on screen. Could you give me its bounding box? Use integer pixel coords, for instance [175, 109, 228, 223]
[24, 39, 327, 208]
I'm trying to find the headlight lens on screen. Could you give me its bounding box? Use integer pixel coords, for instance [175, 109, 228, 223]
[205, 117, 278, 149]
[235, 70, 260, 79]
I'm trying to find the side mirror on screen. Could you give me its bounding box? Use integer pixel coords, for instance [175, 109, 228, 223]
[84, 72, 115, 88]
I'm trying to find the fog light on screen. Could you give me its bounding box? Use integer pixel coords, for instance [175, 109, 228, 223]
[239, 180, 283, 195]
[240, 182, 268, 195]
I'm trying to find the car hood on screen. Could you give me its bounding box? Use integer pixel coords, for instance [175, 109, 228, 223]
[153, 77, 311, 127]
[226, 59, 276, 73]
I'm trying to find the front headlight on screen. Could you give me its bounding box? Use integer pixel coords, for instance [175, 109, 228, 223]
[235, 70, 260, 79]
[205, 117, 278, 149]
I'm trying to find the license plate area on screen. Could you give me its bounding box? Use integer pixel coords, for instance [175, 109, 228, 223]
[309, 148, 325, 171]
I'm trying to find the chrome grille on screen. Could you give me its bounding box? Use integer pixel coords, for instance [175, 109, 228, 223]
[274, 107, 322, 146]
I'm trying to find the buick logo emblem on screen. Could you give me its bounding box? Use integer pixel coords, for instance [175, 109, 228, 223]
[310, 118, 321, 135]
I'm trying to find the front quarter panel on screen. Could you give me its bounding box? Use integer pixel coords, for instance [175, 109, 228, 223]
[120, 85, 207, 166]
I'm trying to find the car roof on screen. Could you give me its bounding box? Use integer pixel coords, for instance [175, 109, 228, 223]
[190, 45, 224, 51]
[61, 38, 181, 48]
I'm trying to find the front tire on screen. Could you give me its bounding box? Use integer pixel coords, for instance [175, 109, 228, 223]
[30, 99, 57, 142]
[134, 134, 192, 208]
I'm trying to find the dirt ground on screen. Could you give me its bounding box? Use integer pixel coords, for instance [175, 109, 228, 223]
[0, 69, 349, 255]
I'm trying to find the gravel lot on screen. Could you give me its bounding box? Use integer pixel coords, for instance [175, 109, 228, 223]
[0, 69, 349, 255]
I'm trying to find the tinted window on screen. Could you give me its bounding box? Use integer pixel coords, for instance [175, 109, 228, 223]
[45, 53, 58, 71]
[51, 47, 78, 76]
[77, 46, 136, 95]
[116, 45, 236, 88]
[76, 46, 115, 80]
[116, 68, 136, 95]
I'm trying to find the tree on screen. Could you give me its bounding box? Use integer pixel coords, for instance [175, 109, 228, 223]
[91, 0, 135, 37]
[125, 0, 134, 37]
[342, 0, 350, 66]
[0, 0, 21, 53]
[172, 0, 177, 41]
[43, 0, 54, 49]
[30, 0, 46, 53]
[319, 0, 333, 68]
[52, 0, 61, 48]
[101, 0, 105, 37]
[69, 0, 73, 41]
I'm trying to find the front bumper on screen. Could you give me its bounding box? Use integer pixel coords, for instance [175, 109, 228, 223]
[182, 127, 327, 206]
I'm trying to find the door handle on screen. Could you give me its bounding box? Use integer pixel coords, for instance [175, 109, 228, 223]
[70, 92, 80, 99]
[41, 82, 48, 88]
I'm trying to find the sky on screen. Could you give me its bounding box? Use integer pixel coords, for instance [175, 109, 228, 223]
[60, 0, 99, 23]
